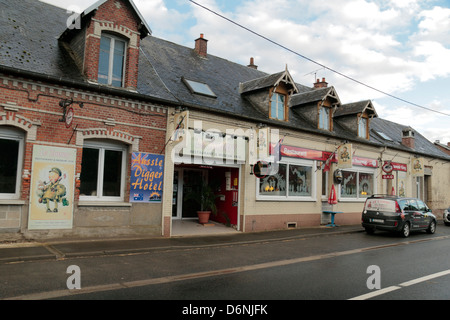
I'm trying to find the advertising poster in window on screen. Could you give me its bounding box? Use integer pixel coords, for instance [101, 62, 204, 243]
[28, 145, 76, 230]
[130, 152, 164, 203]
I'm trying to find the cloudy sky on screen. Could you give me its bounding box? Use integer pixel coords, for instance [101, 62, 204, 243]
[41, 0, 450, 144]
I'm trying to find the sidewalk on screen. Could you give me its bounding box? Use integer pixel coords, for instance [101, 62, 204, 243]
[0, 224, 364, 264]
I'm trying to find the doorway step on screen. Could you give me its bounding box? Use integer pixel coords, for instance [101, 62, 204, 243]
[172, 219, 239, 237]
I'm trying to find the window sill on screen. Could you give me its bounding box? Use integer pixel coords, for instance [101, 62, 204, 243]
[256, 196, 316, 202]
[338, 198, 367, 203]
[77, 201, 132, 207]
[0, 199, 26, 205]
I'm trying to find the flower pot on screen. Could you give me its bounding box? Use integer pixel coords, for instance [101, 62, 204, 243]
[197, 211, 211, 224]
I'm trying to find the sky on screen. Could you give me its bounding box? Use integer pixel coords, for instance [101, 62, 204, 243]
[40, 0, 450, 144]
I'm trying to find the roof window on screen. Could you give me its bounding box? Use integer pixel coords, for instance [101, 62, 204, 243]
[376, 131, 393, 142]
[182, 77, 216, 98]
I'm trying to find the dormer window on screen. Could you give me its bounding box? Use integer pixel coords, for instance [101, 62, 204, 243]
[334, 100, 377, 139]
[319, 106, 331, 130]
[240, 69, 297, 123]
[270, 92, 286, 121]
[98, 34, 127, 87]
[358, 116, 368, 139]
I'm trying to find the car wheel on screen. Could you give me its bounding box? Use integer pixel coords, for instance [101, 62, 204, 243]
[427, 220, 436, 234]
[400, 222, 410, 238]
[444, 221, 450, 227]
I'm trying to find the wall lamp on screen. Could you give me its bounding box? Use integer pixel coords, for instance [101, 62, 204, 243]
[58, 98, 84, 124]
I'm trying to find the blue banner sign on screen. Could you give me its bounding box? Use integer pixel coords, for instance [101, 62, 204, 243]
[130, 152, 164, 203]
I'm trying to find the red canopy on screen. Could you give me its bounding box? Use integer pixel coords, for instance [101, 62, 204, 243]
[328, 184, 337, 205]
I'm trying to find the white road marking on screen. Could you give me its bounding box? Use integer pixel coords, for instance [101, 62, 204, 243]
[348, 286, 401, 300]
[399, 269, 450, 287]
[349, 269, 450, 300]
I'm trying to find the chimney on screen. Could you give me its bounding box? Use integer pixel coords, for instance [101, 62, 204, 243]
[313, 77, 328, 89]
[402, 126, 415, 149]
[194, 33, 208, 57]
[247, 57, 258, 69]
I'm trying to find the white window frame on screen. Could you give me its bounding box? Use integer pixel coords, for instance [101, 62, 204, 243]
[256, 158, 317, 201]
[358, 117, 368, 139]
[98, 33, 127, 87]
[270, 92, 286, 121]
[0, 127, 24, 200]
[319, 107, 330, 130]
[79, 140, 127, 202]
[339, 167, 376, 202]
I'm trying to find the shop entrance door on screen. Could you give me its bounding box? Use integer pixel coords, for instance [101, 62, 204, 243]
[182, 169, 207, 218]
[172, 168, 207, 219]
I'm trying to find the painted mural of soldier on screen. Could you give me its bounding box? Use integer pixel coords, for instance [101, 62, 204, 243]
[37, 167, 67, 212]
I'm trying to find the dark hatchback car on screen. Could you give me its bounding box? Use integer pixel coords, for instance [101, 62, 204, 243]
[362, 195, 437, 237]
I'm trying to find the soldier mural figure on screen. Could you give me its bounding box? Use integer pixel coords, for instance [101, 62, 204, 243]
[37, 167, 67, 212]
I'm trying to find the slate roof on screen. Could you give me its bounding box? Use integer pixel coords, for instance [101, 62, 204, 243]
[239, 71, 287, 94]
[335, 100, 377, 118]
[290, 86, 340, 107]
[0, 0, 84, 81]
[0, 0, 448, 161]
[370, 118, 450, 158]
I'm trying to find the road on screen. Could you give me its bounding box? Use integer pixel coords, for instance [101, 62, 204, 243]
[1, 222, 450, 305]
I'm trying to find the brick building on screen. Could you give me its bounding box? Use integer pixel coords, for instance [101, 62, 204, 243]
[0, 0, 175, 239]
[1, 0, 449, 240]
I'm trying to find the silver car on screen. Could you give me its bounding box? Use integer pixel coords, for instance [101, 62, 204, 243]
[444, 207, 450, 226]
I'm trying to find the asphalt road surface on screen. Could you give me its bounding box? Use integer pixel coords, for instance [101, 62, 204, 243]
[2, 222, 450, 306]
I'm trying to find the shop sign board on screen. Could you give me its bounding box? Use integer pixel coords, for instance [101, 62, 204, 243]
[411, 158, 424, 177]
[130, 152, 164, 203]
[337, 143, 353, 168]
[179, 129, 246, 163]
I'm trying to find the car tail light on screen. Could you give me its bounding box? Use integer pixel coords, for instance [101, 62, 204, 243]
[395, 201, 405, 219]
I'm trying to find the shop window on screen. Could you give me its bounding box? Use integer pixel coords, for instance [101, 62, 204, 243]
[259, 163, 287, 197]
[98, 33, 127, 87]
[257, 160, 316, 200]
[79, 140, 127, 201]
[340, 169, 374, 200]
[0, 127, 24, 199]
[270, 92, 286, 121]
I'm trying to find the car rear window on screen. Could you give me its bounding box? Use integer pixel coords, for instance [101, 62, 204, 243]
[364, 198, 396, 212]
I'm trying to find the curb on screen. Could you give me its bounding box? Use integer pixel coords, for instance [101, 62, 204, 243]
[0, 225, 365, 264]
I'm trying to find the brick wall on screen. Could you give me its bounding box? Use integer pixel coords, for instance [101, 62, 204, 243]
[0, 73, 168, 238]
[83, 0, 142, 89]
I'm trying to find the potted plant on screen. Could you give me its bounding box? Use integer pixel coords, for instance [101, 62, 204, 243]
[185, 183, 219, 224]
